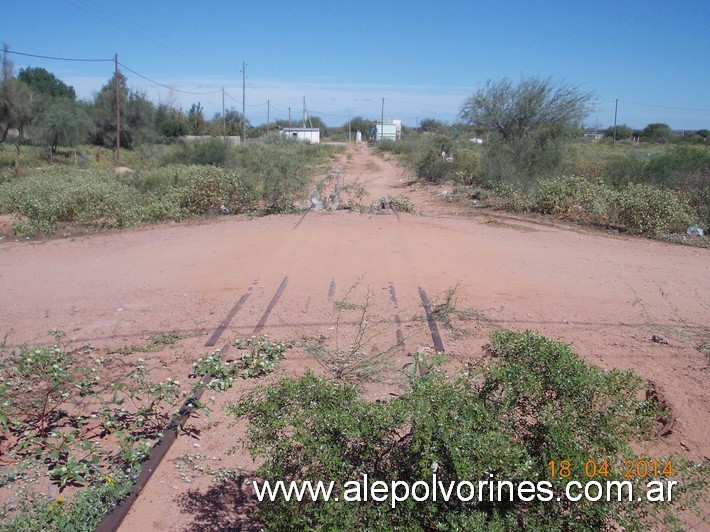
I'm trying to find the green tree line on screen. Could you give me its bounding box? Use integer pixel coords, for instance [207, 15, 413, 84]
[0, 48, 253, 151]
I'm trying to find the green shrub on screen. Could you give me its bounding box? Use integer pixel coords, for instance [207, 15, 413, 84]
[533, 175, 597, 215]
[230, 330, 684, 530]
[532, 175, 617, 225]
[166, 138, 234, 167]
[614, 183, 692, 235]
[416, 149, 449, 183]
[643, 144, 710, 189]
[602, 151, 649, 188]
[386, 194, 416, 213]
[480, 135, 567, 189]
[450, 146, 479, 185]
[0, 167, 145, 234]
[685, 186, 710, 229]
[603, 144, 710, 191]
[179, 167, 257, 215]
[0, 141, 343, 235]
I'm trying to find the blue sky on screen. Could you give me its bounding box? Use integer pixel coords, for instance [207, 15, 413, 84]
[4, 0, 709, 129]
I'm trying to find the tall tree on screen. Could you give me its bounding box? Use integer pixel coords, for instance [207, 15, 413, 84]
[90, 71, 129, 148]
[0, 46, 32, 143]
[341, 116, 374, 138]
[460, 77, 593, 184]
[418, 118, 447, 133]
[641, 123, 674, 143]
[89, 71, 155, 148]
[30, 98, 90, 153]
[209, 107, 249, 136]
[305, 115, 327, 135]
[17, 67, 76, 99]
[604, 124, 633, 141]
[187, 102, 206, 135]
[155, 104, 188, 138]
[460, 77, 592, 144]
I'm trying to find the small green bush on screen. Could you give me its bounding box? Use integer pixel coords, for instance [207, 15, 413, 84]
[602, 151, 649, 188]
[643, 144, 710, 189]
[450, 147, 479, 185]
[230, 330, 684, 530]
[614, 183, 692, 235]
[532, 175, 617, 226]
[166, 138, 234, 167]
[179, 167, 257, 215]
[386, 194, 416, 213]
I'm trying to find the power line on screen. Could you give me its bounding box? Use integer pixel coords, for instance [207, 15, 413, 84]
[224, 90, 241, 104]
[619, 100, 710, 113]
[5, 49, 112, 62]
[119, 61, 221, 95]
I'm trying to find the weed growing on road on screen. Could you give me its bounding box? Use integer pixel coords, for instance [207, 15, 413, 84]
[192, 335, 292, 391]
[304, 282, 399, 384]
[0, 331, 207, 530]
[384, 194, 417, 213]
[427, 285, 479, 338]
[106, 329, 202, 355]
[312, 171, 368, 210]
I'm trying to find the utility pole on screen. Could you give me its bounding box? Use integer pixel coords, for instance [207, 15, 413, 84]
[114, 53, 120, 160]
[380, 98, 385, 143]
[222, 86, 225, 138]
[288, 107, 291, 128]
[302, 96, 306, 128]
[241, 61, 246, 142]
[612, 99, 618, 148]
[348, 108, 351, 142]
[267, 100, 270, 131]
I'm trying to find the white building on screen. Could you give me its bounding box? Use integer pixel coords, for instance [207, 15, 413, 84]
[376, 121, 398, 141]
[280, 128, 321, 143]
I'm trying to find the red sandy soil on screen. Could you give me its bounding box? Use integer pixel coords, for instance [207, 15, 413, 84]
[0, 142, 707, 530]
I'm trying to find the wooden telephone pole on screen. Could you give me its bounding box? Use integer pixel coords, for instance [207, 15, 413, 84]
[241, 61, 246, 142]
[115, 53, 120, 160]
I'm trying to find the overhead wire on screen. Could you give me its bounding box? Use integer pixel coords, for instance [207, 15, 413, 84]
[118, 62, 221, 95]
[5, 49, 112, 62]
[6, 49, 706, 125]
[619, 100, 710, 113]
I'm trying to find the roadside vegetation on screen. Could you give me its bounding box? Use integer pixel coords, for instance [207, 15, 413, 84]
[376, 78, 709, 244]
[232, 330, 707, 530]
[0, 331, 289, 531]
[2, 51, 707, 242]
[1, 297, 707, 529]
[0, 138, 341, 236]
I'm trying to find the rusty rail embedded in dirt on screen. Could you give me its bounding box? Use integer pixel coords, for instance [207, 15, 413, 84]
[418, 287, 445, 354]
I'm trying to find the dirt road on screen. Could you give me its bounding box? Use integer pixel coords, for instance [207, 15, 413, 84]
[1, 142, 707, 529]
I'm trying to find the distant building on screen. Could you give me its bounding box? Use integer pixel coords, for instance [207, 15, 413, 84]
[376, 120, 399, 141]
[583, 130, 604, 141]
[280, 127, 321, 143]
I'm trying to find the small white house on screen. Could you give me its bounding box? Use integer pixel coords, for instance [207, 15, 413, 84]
[376, 122, 398, 141]
[281, 127, 321, 143]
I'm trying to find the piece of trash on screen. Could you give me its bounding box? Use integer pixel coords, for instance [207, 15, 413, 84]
[309, 190, 324, 210]
[686, 226, 704, 237]
[651, 334, 668, 345]
[220, 204, 230, 215]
